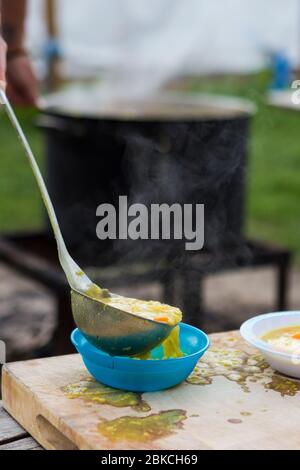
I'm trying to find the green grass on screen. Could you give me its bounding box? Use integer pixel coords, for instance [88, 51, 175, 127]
[189, 72, 300, 262]
[0, 108, 44, 232]
[0, 73, 300, 262]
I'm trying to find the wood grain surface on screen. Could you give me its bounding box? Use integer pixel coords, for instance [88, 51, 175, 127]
[2, 331, 300, 450]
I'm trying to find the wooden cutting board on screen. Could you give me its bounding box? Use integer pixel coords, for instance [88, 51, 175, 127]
[2, 331, 300, 450]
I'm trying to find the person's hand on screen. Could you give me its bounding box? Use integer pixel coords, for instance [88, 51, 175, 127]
[0, 36, 7, 89]
[6, 54, 38, 106]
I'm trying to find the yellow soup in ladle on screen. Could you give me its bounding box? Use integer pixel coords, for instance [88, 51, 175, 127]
[86, 284, 183, 359]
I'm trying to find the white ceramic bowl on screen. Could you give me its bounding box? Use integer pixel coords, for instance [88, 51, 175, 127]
[240, 311, 300, 379]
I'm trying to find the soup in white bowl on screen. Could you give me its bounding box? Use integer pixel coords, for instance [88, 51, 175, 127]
[240, 312, 300, 379]
[261, 326, 300, 355]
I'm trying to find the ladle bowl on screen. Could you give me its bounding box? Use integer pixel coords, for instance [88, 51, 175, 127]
[71, 290, 174, 356]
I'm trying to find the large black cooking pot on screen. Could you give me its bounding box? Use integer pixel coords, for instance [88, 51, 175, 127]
[39, 91, 255, 267]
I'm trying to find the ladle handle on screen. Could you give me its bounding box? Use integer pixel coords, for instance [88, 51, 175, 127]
[0, 90, 90, 291]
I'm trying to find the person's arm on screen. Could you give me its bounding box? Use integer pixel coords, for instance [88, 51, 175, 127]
[2, 0, 27, 59]
[1, 0, 38, 106]
[0, 6, 7, 87]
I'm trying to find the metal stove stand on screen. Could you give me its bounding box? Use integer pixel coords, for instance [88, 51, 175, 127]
[0, 232, 292, 356]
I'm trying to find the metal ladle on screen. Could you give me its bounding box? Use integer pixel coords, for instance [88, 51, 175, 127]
[0, 90, 173, 356]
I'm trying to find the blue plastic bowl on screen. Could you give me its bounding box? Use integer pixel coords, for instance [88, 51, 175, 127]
[71, 323, 210, 392]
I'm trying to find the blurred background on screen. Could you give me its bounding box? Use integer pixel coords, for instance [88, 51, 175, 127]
[1, 0, 300, 361]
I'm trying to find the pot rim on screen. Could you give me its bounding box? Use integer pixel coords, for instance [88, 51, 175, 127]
[39, 90, 256, 122]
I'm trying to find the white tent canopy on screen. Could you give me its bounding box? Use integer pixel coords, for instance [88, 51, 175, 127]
[26, 0, 300, 76]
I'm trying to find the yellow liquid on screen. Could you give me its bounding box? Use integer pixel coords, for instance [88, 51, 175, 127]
[162, 325, 184, 359]
[262, 326, 300, 341]
[261, 326, 300, 354]
[136, 325, 184, 360]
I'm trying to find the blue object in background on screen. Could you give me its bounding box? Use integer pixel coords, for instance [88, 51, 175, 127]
[43, 38, 62, 60]
[71, 323, 210, 392]
[44, 38, 63, 60]
[270, 51, 292, 90]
